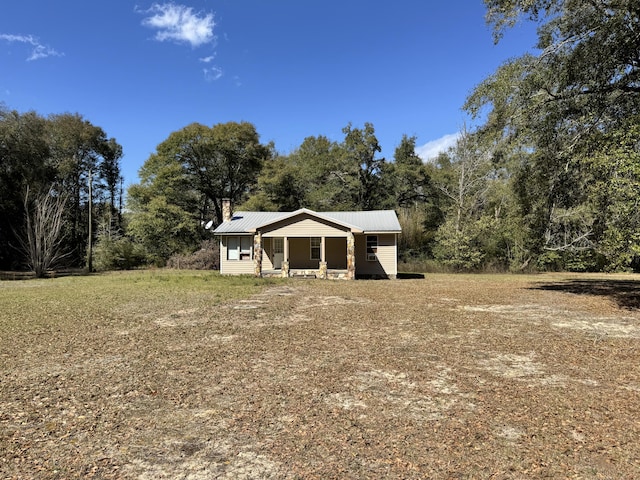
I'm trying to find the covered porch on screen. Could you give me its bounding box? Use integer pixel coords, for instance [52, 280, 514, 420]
[256, 233, 355, 280]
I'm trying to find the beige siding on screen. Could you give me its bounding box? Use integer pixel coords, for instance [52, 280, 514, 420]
[261, 237, 274, 270]
[262, 213, 348, 237]
[288, 238, 318, 269]
[354, 233, 397, 276]
[219, 236, 254, 275]
[326, 237, 347, 269]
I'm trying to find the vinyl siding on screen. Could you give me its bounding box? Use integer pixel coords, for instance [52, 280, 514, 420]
[288, 238, 319, 269]
[219, 236, 254, 275]
[326, 237, 347, 269]
[261, 237, 274, 270]
[262, 214, 349, 237]
[354, 233, 397, 276]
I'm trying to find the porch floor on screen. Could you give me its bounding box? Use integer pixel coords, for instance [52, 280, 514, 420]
[261, 269, 350, 280]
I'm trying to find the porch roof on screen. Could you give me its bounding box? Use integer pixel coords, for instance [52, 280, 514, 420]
[212, 208, 401, 235]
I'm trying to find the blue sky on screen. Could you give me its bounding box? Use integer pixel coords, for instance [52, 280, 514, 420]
[1, 1, 538, 188]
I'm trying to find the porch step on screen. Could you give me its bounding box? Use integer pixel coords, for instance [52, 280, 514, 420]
[291, 273, 317, 279]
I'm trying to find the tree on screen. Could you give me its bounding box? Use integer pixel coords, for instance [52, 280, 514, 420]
[126, 121, 270, 264]
[431, 129, 494, 270]
[387, 135, 444, 259]
[98, 138, 124, 230]
[19, 187, 69, 277]
[293, 134, 355, 210]
[391, 135, 433, 208]
[47, 113, 123, 267]
[587, 116, 640, 270]
[126, 151, 203, 265]
[0, 108, 52, 269]
[240, 155, 305, 212]
[434, 128, 492, 235]
[245, 126, 391, 213]
[0, 107, 121, 271]
[154, 121, 270, 226]
[342, 122, 390, 210]
[127, 196, 200, 266]
[464, 0, 640, 270]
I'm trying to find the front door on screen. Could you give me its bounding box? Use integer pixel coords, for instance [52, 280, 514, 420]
[273, 237, 284, 269]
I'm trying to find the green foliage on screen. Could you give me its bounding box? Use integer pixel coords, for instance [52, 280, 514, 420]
[342, 122, 391, 210]
[463, 0, 640, 271]
[47, 113, 124, 264]
[397, 206, 440, 260]
[152, 121, 270, 225]
[248, 123, 392, 212]
[5, 2, 640, 274]
[93, 233, 146, 271]
[587, 117, 640, 271]
[126, 121, 271, 265]
[433, 219, 486, 271]
[126, 196, 200, 266]
[390, 135, 435, 208]
[0, 108, 52, 268]
[0, 107, 122, 270]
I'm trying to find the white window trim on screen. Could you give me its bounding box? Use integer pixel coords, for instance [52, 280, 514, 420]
[366, 235, 378, 261]
[227, 236, 253, 261]
[310, 237, 321, 261]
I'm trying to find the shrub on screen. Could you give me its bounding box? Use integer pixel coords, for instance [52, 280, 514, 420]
[167, 240, 220, 270]
[93, 235, 147, 271]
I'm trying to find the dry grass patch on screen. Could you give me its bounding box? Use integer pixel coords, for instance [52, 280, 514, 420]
[1, 271, 640, 478]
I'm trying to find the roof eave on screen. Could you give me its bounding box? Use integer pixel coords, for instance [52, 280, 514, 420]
[252, 208, 363, 233]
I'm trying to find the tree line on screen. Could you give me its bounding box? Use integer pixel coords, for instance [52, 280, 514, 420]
[2, 0, 639, 274]
[0, 106, 123, 274]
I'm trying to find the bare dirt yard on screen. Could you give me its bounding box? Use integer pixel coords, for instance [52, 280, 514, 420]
[1, 272, 640, 479]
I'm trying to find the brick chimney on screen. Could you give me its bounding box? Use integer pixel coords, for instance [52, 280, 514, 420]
[222, 198, 232, 222]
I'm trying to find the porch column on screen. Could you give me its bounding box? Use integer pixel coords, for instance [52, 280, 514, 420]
[318, 236, 327, 279]
[253, 232, 262, 277]
[282, 236, 289, 278]
[346, 231, 355, 280]
[283, 236, 289, 264]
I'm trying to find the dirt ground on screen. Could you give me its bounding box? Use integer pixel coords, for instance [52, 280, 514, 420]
[2, 273, 640, 479]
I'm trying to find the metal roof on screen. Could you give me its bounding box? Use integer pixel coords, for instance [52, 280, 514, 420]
[212, 209, 401, 234]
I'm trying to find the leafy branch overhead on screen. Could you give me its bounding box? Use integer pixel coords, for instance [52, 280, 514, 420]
[463, 0, 640, 270]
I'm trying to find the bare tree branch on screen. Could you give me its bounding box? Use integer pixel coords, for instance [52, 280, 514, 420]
[18, 186, 70, 277]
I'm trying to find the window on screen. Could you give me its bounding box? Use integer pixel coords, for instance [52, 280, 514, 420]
[310, 237, 321, 261]
[366, 235, 378, 261]
[227, 236, 252, 261]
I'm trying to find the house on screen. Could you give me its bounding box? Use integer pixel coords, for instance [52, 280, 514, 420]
[212, 200, 401, 279]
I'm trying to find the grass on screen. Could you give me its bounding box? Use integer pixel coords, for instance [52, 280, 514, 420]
[1, 270, 640, 478]
[0, 270, 283, 332]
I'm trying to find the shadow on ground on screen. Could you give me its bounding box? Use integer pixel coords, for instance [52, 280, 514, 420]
[397, 272, 426, 279]
[532, 278, 640, 310]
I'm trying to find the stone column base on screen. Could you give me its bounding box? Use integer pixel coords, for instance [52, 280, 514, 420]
[318, 261, 327, 279]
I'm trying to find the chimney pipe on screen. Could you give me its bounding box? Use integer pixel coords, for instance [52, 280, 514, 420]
[222, 198, 232, 222]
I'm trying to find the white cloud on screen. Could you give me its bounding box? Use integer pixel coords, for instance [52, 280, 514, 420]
[0, 34, 63, 61]
[203, 66, 223, 81]
[199, 55, 215, 63]
[141, 3, 215, 47]
[415, 132, 460, 162]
